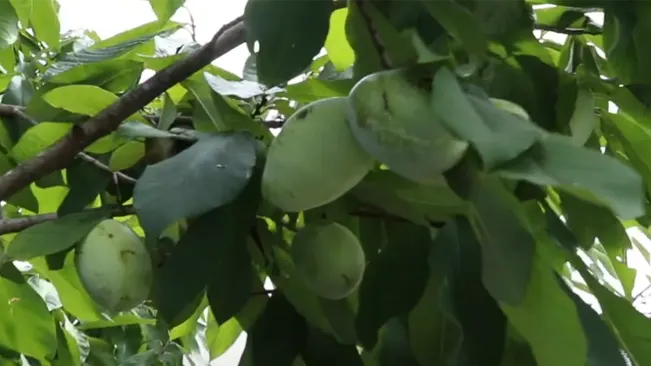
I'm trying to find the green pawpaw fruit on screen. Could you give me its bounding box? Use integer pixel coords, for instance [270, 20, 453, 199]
[75, 219, 153, 313]
[262, 97, 375, 212]
[347, 68, 469, 183]
[489, 98, 531, 120]
[291, 222, 366, 300]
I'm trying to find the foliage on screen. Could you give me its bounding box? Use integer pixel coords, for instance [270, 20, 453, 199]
[0, 0, 650, 365]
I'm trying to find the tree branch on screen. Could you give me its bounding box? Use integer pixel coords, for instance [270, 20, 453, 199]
[0, 16, 246, 201]
[0, 205, 135, 235]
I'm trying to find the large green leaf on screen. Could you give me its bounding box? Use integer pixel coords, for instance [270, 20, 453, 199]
[133, 131, 258, 236]
[41, 85, 118, 115]
[244, 0, 333, 85]
[324, 8, 355, 71]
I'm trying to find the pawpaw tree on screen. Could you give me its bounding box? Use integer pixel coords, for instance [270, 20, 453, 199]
[0, 0, 650, 365]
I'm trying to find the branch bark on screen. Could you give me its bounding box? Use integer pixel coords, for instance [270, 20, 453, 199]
[0, 205, 135, 235]
[0, 17, 246, 201]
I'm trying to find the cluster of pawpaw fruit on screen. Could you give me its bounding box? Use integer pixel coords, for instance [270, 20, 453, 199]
[262, 67, 531, 300]
[72, 68, 531, 310]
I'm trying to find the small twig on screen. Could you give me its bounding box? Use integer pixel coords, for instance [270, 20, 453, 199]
[0, 104, 138, 184]
[0, 204, 135, 235]
[182, 6, 198, 43]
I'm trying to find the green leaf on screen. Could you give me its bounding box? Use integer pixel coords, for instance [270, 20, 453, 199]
[284, 79, 353, 104]
[0, 263, 57, 361]
[148, 0, 185, 21]
[8, 0, 29, 27]
[499, 249, 588, 366]
[206, 174, 261, 324]
[58, 159, 112, 216]
[29, 0, 60, 50]
[431, 68, 542, 170]
[158, 92, 177, 131]
[557, 276, 628, 366]
[0, 1, 19, 49]
[109, 141, 145, 171]
[422, 0, 488, 56]
[243, 293, 307, 366]
[46, 59, 145, 94]
[568, 88, 596, 146]
[443, 217, 508, 365]
[133, 132, 257, 237]
[204, 72, 267, 99]
[154, 173, 260, 325]
[244, 0, 333, 85]
[324, 8, 355, 71]
[496, 133, 645, 220]
[0, 152, 38, 212]
[351, 170, 467, 226]
[355, 222, 431, 348]
[5, 209, 111, 260]
[42, 85, 118, 116]
[116, 121, 179, 140]
[570, 254, 651, 365]
[182, 78, 226, 131]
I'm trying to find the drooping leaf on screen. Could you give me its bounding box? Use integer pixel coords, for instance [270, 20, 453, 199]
[324, 8, 355, 71]
[148, 0, 185, 21]
[133, 131, 257, 237]
[58, 159, 112, 216]
[204, 72, 267, 99]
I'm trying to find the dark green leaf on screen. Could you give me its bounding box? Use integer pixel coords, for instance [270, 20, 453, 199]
[244, 0, 333, 85]
[154, 173, 260, 326]
[300, 327, 363, 366]
[355, 222, 431, 348]
[133, 132, 257, 237]
[422, 0, 487, 56]
[244, 293, 307, 366]
[58, 159, 112, 216]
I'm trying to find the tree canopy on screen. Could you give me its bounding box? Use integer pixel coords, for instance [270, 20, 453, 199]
[0, 0, 649, 365]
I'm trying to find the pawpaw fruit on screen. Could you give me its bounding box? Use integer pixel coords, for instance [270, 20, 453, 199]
[347, 68, 469, 183]
[262, 97, 375, 212]
[489, 98, 531, 120]
[75, 219, 153, 313]
[291, 222, 366, 300]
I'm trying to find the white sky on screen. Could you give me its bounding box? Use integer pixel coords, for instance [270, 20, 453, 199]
[59, 2, 250, 364]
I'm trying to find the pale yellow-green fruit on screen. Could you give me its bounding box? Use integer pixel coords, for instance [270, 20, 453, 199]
[262, 97, 375, 212]
[347, 68, 469, 183]
[291, 222, 366, 300]
[75, 219, 153, 313]
[489, 98, 531, 120]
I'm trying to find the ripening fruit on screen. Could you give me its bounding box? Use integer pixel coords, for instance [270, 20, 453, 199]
[489, 98, 531, 120]
[291, 222, 366, 300]
[75, 219, 153, 313]
[262, 97, 375, 212]
[347, 68, 469, 183]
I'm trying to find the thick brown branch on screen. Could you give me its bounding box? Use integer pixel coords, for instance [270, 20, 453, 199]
[0, 17, 246, 201]
[0, 205, 135, 235]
